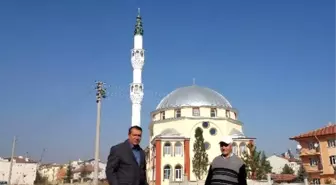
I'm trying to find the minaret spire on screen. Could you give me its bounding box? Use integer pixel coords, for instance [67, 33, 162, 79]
[130, 9, 145, 127]
[134, 8, 144, 36]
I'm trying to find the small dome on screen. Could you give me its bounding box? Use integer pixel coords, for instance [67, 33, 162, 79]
[156, 85, 232, 110]
[229, 128, 245, 138]
[159, 128, 181, 136]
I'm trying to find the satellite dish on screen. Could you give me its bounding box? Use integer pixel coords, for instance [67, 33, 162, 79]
[296, 144, 302, 150]
[314, 143, 319, 148]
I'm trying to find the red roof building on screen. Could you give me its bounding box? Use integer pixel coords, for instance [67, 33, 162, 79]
[290, 123, 336, 184]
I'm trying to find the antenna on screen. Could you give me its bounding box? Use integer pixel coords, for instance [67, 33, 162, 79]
[138, 8, 140, 15]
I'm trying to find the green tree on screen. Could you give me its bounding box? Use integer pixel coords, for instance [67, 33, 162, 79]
[281, 164, 295, 174]
[256, 151, 272, 179]
[34, 171, 48, 185]
[295, 164, 307, 182]
[192, 127, 209, 180]
[80, 163, 90, 180]
[65, 161, 73, 183]
[242, 142, 260, 180]
[242, 142, 272, 180]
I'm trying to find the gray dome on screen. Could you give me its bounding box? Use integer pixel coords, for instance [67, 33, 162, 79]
[156, 85, 232, 110]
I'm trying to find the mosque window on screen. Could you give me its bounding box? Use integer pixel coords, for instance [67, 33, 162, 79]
[210, 108, 217, 117]
[175, 109, 181, 118]
[209, 128, 217, 135]
[239, 143, 246, 156]
[163, 165, 171, 179]
[226, 110, 230, 118]
[204, 142, 211, 150]
[202, 122, 209, 128]
[174, 142, 183, 156]
[163, 142, 172, 156]
[192, 107, 200, 116]
[160, 111, 165, 120]
[232, 143, 238, 155]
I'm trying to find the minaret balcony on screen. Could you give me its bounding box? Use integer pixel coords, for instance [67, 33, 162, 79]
[130, 83, 144, 94]
[131, 49, 145, 69]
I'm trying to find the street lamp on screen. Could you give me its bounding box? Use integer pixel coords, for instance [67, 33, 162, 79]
[93, 82, 106, 185]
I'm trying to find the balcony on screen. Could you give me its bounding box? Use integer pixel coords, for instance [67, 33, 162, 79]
[303, 163, 323, 173]
[299, 147, 320, 156]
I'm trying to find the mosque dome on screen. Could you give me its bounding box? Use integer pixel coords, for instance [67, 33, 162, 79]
[156, 85, 232, 110]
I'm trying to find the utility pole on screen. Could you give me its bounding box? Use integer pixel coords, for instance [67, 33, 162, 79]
[93, 81, 106, 185]
[8, 136, 16, 185]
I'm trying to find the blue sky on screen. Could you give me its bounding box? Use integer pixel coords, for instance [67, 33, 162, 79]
[0, 0, 334, 163]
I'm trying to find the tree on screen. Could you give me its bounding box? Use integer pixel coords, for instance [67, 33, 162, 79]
[192, 127, 209, 180]
[65, 161, 73, 183]
[324, 178, 333, 184]
[242, 141, 272, 180]
[34, 171, 48, 185]
[281, 164, 294, 174]
[257, 151, 272, 179]
[80, 163, 90, 180]
[242, 141, 260, 180]
[295, 164, 307, 182]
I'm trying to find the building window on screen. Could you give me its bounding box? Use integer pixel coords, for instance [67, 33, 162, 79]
[209, 128, 217, 135]
[163, 142, 171, 156]
[202, 121, 209, 128]
[309, 158, 318, 166]
[232, 143, 238, 155]
[327, 139, 336, 147]
[329, 155, 336, 165]
[175, 109, 181, 118]
[160, 111, 165, 120]
[175, 165, 182, 181]
[174, 142, 183, 156]
[204, 142, 211, 150]
[225, 110, 230, 118]
[192, 107, 200, 116]
[312, 179, 320, 185]
[210, 108, 217, 117]
[308, 142, 314, 150]
[163, 165, 171, 180]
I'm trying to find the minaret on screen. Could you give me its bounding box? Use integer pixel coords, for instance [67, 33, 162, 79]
[130, 8, 145, 127]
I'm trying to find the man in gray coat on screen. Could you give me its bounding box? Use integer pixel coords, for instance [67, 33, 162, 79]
[106, 126, 148, 185]
[205, 135, 247, 185]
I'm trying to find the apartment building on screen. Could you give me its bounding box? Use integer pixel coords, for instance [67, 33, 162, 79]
[290, 123, 336, 184]
[0, 156, 38, 185]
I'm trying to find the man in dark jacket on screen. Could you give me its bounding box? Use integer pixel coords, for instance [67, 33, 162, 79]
[205, 135, 247, 185]
[106, 126, 148, 185]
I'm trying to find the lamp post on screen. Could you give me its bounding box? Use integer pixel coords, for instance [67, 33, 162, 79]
[8, 136, 16, 185]
[93, 82, 106, 185]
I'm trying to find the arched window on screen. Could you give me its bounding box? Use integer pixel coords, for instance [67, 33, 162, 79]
[175, 165, 183, 181]
[210, 108, 217, 117]
[174, 142, 183, 156]
[163, 165, 171, 180]
[163, 142, 171, 156]
[239, 143, 246, 156]
[232, 142, 238, 155]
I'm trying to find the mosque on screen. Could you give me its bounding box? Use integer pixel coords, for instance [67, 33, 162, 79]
[145, 85, 256, 184]
[128, 10, 255, 185]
